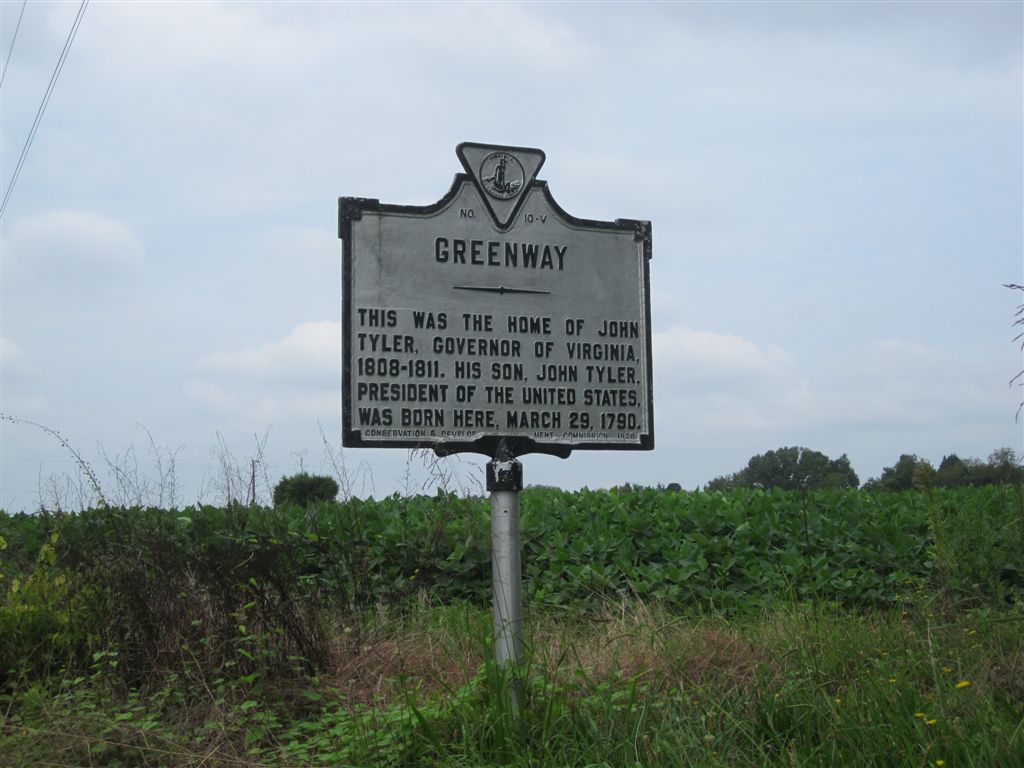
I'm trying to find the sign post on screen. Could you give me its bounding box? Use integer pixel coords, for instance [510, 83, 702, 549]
[487, 439, 523, 712]
[339, 142, 653, 710]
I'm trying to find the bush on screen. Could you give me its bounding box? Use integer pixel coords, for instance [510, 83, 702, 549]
[272, 473, 339, 508]
[1, 486, 1019, 689]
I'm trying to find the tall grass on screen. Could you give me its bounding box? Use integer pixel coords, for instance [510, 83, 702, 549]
[1, 597, 1021, 766]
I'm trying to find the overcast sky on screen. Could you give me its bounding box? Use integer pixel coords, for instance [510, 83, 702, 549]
[1, 1, 1021, 510]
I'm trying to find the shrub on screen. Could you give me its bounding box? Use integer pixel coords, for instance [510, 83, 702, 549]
[272, 473, 338, 508]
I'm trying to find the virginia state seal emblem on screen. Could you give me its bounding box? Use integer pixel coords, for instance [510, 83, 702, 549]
[479, 152, 525, 200]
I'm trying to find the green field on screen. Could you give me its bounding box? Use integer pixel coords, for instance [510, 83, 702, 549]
[1, 487, 1022, 766]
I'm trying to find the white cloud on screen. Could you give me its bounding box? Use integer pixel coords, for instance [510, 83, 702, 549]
[244, 392, 339, 426]
[653, 334, 1012, 445]
[75, 3, 588, 88]
[187, 321, 342, 429]
[182, 380, 238, 414]
[200, 321, 340, 387]
[5, 210, 144, 278]
[0, 337, 46, 415]
[654, 326, 790, 384]
[0, 337, 33, 379]
[184, 377, 338, 426]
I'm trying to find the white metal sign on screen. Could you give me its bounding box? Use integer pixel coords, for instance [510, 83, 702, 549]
[339, 142, 653, 457]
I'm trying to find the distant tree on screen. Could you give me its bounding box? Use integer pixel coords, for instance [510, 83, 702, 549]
[664, 482, 683, 493]
[746, 447, 859, 491]
[911, 461, 936, 491]
[935, 454, 970, 488]
[962, 457, 986, 484]
[866, 454, 930, 492]
[272, 472, 338, 507]
[986, 447, 1023, 485]
[704, 474, 737, 492]
[909, 449, 1022, 489]
[820, 454, 860, 489]
[707, 447, 859, 491]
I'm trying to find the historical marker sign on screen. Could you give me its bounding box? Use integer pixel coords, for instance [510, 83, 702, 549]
[339, 142, 654, 458]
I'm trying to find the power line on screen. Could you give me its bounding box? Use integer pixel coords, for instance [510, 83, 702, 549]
[0, 0, 28, 90]
[0, 0, 88, 220]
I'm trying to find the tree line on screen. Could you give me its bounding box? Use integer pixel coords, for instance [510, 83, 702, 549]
[704, 446, 1023, 492]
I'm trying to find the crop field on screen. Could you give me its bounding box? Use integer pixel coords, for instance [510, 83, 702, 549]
[1, 486, 1022, 766]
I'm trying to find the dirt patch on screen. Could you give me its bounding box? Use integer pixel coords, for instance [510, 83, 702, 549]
[321, 606, 774, 708]
[327, 625, 483, 708]
[526, 607, 771, 694]
[670, 627, 770, 688]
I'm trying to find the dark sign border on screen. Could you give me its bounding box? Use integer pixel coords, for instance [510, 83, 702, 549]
[339, 169, 654, 459]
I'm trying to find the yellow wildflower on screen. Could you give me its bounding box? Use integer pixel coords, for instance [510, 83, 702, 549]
[926, 718, 938, 726]
[935, 761, 945, 766]
[914, 712, 926, 719]
[956, 680, 971, 689]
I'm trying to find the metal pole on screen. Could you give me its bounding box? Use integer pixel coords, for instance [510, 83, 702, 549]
[486, 440, 523, 713]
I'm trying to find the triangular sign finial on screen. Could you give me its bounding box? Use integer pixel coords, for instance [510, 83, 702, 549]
[457, 142, 545, 229]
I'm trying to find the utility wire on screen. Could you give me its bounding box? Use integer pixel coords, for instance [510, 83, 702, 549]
[0, 0, 29, 90]
[0, 0, 88, 221]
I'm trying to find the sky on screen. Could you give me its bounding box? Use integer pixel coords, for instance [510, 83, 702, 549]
[0, 1, 1021, 511]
